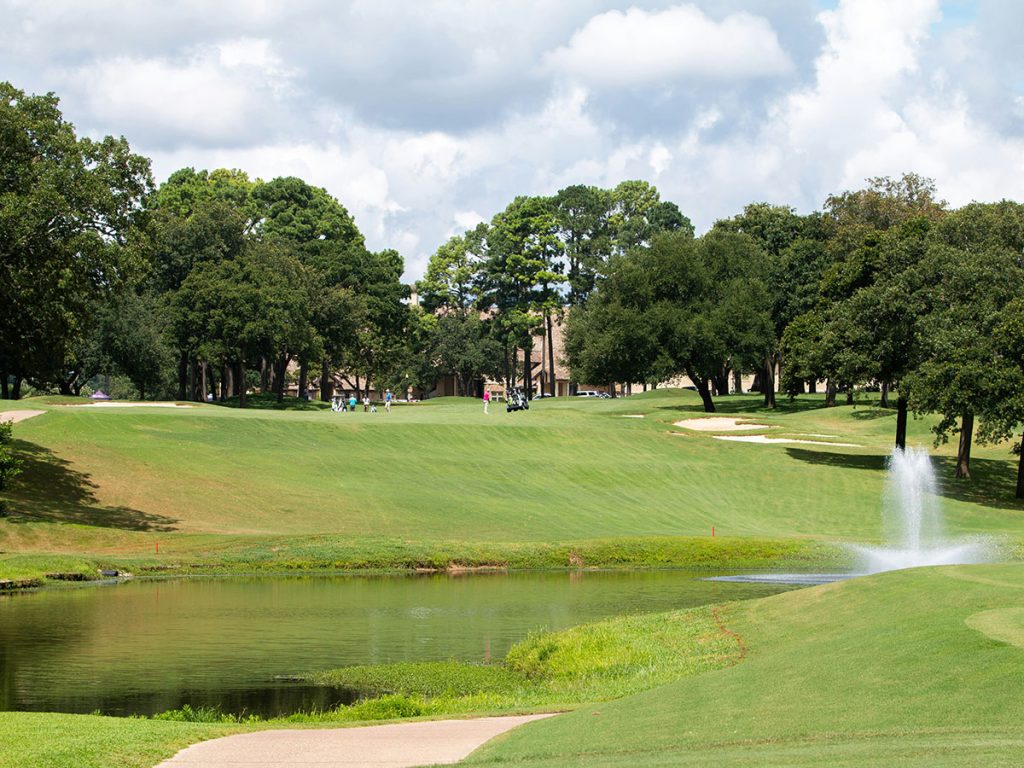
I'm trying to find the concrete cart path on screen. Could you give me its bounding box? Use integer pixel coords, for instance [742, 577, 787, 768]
[155, 714, 557, 768]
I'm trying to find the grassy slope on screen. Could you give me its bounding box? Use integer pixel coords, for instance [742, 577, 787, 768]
[0, 714, 236, 768]
[465, 563, 1024, 768]
[1, 391, 1021, 578]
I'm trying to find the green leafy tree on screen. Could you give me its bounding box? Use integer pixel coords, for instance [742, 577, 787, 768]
[569, 230, 771, 412]
[0, 82, 152, 398]
[905, 201, 1024, 480]
[552, 184, 613, 305]
[609, 180, 693, 254]
[419, 228, 486, 316]
[482, 196, 563, 395]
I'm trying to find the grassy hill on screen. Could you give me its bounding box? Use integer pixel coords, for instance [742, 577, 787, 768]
[1, 390, 1022, 578]
[465, 563, 1024, 767]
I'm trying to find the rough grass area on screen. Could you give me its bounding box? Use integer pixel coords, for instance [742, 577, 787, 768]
[0, 553, 100, 584]
[304, 604, 738, 717]
[464, 563, 1024, 767]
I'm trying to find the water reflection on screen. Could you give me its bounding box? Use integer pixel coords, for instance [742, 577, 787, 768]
[0, 571, 794, 717]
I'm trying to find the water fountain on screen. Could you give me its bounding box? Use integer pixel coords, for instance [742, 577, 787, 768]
[849, 446, 992, 573]
[711, 446, 993, 586]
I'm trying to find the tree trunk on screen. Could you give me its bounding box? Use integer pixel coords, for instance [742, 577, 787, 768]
[200, 362, 209, 401]
[690, 372, 716, 413]
[177, 350, 188, 401]
[11, 376, 21, 400]
[238, 360, 247, 408]
[298, 361, 308, 401]
[846, 389, 854, 405]
[221, 364, 231, 401]
[186, 357, 196, 401]
[1016, 433, 1024, 500]
[546, 312, 556, 397]
[275, 353, 287, 403]
[732, 369, 742, 394]
[807, 379, 816, 394]
[880, 381, 889, 408]
[320, 361, 332, 401]
[58, 379, 72, 396]
[1, 371, 7, 400]
[260, 358, 270, 393]
[895, 395, 908, 451]
[825, 379, 837, 407]
[715, 368, 730, 398]
[956, 413, 974, 479]
[763, 356, 776, 409]
[751, 371, 763, 393]
[522, 338, 534, 396]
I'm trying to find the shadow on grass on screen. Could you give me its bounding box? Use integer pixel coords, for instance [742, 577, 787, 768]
[3, 441, 178, 531]
[785, 447, 1024, 511]
[214, 393, 331, 411]
[656, 394, 847, 417]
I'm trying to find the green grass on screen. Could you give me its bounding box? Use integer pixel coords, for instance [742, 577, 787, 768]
[0, 390, 1021, 579]
[0, 713, 236, 768]
[305, 602, 738, 713]
[463, 563, 1024, 767]
[0, 553, 97, 583]
[1, 392, 1023, 766]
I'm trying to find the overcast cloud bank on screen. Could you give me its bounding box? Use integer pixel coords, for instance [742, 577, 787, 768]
[2, 0, 1022, 278]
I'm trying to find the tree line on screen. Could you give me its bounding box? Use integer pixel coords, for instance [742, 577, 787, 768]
[1, 82, 412, 405]
[3, 81, 1023, 497]
[565, 175, 1024, 498]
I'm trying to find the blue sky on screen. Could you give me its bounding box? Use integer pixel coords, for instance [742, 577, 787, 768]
[2, 0, 1021, 279]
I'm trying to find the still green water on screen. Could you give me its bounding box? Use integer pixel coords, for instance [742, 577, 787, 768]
[0, 571, 793, 717]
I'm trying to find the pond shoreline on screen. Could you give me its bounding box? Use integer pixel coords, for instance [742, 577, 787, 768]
[0, 535, 851, 591]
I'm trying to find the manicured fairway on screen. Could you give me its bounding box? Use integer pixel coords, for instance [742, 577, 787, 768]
[1, 391, 1021, 578]
[464, 563, 1024, 768]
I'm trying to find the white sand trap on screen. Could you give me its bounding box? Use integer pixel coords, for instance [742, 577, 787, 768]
[81, 401, 193, 408]
[714, 435, 857, 447]
[620, 414, 645, 418]
[155, 713, 557, 768]
[0, 409, 45, 424]
[674, 417, 772, 432]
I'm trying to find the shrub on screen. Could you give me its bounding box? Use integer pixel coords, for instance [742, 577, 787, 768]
[0, 421, 21, 495]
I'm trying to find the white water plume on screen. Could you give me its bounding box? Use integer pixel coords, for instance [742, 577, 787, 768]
[849, 446, 993, 574]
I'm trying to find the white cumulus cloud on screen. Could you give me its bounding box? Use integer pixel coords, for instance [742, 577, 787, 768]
[545, 4, 793, 87]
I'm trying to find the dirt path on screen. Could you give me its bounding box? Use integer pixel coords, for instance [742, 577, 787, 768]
[155, 714, 557, 768]
[0, 409, 45, 424]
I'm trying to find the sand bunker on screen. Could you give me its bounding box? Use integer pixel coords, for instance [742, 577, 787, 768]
[714, 435, 857, 447]
[81, 401, 193, 408]
[674, 417, 772, 432]
[620, 414, 645, 418]
[0, 410, 45, 424]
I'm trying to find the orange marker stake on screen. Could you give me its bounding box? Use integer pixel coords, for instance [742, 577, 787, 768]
[712, 526, 715, 537]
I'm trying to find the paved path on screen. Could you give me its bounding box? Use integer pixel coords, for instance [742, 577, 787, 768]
[155, 714, 557, 768]
[0, 409, 45, 424]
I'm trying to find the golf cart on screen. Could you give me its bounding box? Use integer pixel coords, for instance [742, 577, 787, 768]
[506, 387, 530, 412]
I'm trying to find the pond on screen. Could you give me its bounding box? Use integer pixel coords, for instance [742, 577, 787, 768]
[0, 570, 797, 717]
